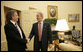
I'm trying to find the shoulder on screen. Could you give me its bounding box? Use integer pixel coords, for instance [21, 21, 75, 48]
[4, 22, 9, 27]
[43, 21, 50, 25]
[4, 21, 12, 28]
[31, 22, 38, 27]
[33, 22, 38, 25]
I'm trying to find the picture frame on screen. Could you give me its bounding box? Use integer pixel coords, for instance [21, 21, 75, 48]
[68, 14, 80, 22]
[47, 5, 58, 19]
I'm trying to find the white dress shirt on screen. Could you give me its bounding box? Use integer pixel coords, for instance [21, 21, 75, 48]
[10, 20, 23, 39]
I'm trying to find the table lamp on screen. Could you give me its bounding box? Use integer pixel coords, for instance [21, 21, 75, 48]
[55, 19, 69, 43]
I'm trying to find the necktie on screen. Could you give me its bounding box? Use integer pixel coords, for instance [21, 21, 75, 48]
[15, 23, 23, 39]
[15, 23, 19, 31]
[38, 23, 41, 41]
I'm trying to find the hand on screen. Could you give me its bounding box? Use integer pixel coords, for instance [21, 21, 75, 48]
[26, 38, 30, 43]
[49, 44, 52, 48]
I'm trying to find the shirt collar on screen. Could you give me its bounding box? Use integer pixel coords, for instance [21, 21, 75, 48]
[10, 20, 16, 25]
[38, 21, 43, 24]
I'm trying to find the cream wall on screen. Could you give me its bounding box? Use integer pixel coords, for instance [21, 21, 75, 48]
[28, 1, 82, 34]
[1, 1, 82, 51]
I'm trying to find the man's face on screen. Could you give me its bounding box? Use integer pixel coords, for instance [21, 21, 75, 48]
[36, 13, 43, 22]
[12, 12, 19, 22]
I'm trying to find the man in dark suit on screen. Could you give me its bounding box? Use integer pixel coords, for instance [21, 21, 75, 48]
[27, 12, 52, 51]
[4, 10, 27, 51]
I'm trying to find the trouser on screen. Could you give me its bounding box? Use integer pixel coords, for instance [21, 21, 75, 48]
[34, 41, 47, 51]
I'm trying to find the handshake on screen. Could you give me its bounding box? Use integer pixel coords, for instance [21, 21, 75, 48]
[26, 38, 52, 48]
[26, 38, 30, 43]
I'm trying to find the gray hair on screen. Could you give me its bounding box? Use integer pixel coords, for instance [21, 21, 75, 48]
[37, 12, 43, 18]
[6, 10, 17, 21]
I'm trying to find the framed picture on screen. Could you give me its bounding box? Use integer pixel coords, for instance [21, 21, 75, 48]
[68, 14, 80, 22]
[47, 5, 58, 19]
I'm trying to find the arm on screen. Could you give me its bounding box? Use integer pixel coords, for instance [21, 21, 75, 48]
[28, 24, 34, 41]
[47, 23, 52, 44]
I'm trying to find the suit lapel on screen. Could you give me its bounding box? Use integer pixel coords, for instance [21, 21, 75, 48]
[18, 25, 25, 38]
[36, 22, 38, 36]
[9, 21, 18, 31]
[18, 25, 23, 32]
[42, 22, 45, 36]
[9, 21, 21, 36]
[9, 21, 25, 39]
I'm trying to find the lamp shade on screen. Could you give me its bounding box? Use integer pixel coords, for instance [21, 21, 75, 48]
[55, 19, 69, 31]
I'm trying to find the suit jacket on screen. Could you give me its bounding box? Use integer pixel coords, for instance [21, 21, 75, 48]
[4, 21, 27, 51]
[29, 21, 52, 49]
